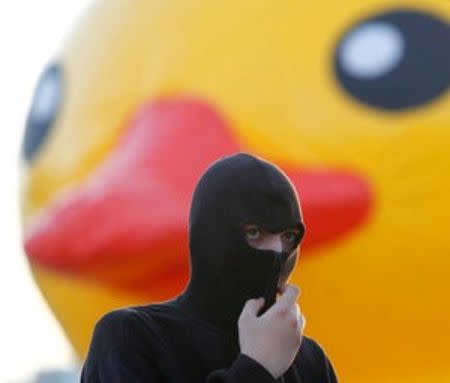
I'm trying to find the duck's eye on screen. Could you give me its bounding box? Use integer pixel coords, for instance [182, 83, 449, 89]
[22, 63, 63, 162]
[244, 226, 261, 241]
[334, 9, 450, 111]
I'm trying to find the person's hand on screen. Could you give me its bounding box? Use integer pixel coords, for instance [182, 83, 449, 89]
[237, 284, 305, 379]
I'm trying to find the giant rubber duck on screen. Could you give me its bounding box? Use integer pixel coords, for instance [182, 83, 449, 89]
[21, 2, 449, 382]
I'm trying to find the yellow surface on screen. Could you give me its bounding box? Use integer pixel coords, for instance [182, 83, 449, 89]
[21, 1, 450, 382]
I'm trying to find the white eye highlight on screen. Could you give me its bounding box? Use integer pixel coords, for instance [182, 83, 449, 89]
[338, 21, 405, 79]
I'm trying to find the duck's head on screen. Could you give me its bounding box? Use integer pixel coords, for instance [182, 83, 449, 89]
[21, 1, 449, 382]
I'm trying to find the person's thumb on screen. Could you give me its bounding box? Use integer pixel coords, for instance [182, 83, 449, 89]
[240, 297, 265, 319]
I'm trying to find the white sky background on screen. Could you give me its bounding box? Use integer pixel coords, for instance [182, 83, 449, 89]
[0, 2, 93, 381]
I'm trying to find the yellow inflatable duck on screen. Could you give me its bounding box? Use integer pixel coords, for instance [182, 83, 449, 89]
[21, 1, 449, 382]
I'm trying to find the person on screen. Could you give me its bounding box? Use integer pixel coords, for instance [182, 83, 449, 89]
[80, 152, 338, 382]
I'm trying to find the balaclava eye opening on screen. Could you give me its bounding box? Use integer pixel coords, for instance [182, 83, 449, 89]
[179, 152, 305, 335]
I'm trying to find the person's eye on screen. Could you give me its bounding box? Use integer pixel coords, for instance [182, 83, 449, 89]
[244, 227, 261, 241]
[282, 231, 299, 244]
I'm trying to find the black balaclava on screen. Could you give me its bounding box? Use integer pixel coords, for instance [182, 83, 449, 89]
[179, 153, 305, 336]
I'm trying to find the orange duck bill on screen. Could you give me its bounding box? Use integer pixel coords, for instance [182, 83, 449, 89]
[24, 97, 374, 295]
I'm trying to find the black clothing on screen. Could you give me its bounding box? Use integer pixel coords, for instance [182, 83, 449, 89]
[80, 299, 338, 383]
[186, 153, 305, 324]
[81, 153, 338, 382]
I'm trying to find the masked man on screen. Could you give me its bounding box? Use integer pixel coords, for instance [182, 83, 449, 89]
[81, 153, 338, 382]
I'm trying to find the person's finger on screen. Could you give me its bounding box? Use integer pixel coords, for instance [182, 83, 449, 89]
[292, 303, 300, 322]
[274, 284, 299, 313]
[300, 313, 306, 332]
[240, 297, 265, 319]
[279, 284, 301, 296]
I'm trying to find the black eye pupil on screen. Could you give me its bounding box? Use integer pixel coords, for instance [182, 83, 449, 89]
[22, 63, 63, 162]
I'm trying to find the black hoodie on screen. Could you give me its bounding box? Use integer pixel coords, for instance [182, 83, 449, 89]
[81, 153, 338, 383]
